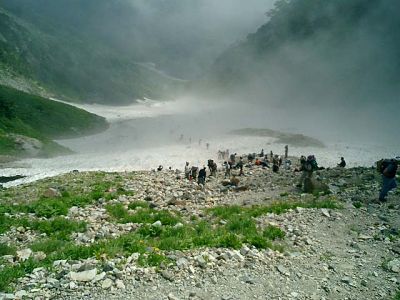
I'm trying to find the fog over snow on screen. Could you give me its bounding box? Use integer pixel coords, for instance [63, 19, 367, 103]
[2, 98, 398, 187]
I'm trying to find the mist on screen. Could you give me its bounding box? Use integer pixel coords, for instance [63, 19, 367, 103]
[190, 0, 400, 145]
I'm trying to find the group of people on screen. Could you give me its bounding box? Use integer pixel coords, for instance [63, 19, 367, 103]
[178, 145, 398, 202]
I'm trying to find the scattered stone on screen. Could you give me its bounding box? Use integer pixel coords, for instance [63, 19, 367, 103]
[277, 265, 290, 276]
[321, 209, 330, 218]
[16, 248, 32, 262]
[168, 293, 180, 300]
[43, 187, 61, 198]
[14, 290, 28, 299]
[387, 259, 400, 273]
[152, 220, 162, 227]
[69, 269, 97, 282]
[115, 279, 126, 289]
[161, 270, 174, 282]
[341, 276, 352, 285]
[101, 278, 113, 290]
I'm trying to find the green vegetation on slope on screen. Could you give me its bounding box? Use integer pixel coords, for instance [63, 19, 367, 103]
[0, 84, 108, 157]
[0, 4, 184, 104]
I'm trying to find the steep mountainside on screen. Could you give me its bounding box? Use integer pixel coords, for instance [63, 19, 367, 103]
[0, 85, 108, 158]
[202, 0, 400, 107]
[0, 3, 183, 104]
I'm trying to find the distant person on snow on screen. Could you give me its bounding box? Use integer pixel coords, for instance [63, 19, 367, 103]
[285, 145, 289, 159]
[338, 157, 346, 168]
[378, 158, 398, 202]
[198, 167, 207, 185]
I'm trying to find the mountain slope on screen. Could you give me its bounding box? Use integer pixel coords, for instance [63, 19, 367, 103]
[0, 3, 183, 104]
[0, 85, 108, 158]
[202, 0, 400, 107]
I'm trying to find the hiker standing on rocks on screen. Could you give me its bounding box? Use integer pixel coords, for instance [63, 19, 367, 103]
[223, 161, 231, 178]
[191, 166, 198, 181]
[338, 157, 346, 168]
[378, 158, 398, 202]
[237, 157, 244, 176]
[285, 145, 288, 159]
[184, 162, 191, 180]
[198, 167, 207, 185]
[260, 149, 264, 157]
[230, 153, 236, 165]
[297, 155, 318, 192]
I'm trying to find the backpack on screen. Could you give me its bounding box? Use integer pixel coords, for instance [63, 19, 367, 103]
[305, 155, 318, 171]
[378, 159, 398, 178]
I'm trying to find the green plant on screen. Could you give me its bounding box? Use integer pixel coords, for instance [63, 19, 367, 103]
[263, 225, 286, 240]
[0, 243, 16, 256]
[128, 201, 149, 210]
[30, 198, 69, 218]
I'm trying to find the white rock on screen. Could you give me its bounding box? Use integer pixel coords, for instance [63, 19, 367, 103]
[16, 249, 32, 261]
[15, 290, 28, 298]
[69, 282, 77, 289]
[388, 259, 400, 273]
[116, 279, 125, 289]
[176, 258, 189, 268]
[152, 220, 162, 227]
[93, 272, 106, 283]
[321, 209, 330, 218]
[69, 269, 97, 282]
[101, 278, 113, 289]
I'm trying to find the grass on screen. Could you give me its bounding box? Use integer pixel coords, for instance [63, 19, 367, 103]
[0, 197, 340, 292]
[394, 291, 400, 300]
[128, 201, 150, 210]
[106, 204, 182, 226]
[0, 243, 16, 256]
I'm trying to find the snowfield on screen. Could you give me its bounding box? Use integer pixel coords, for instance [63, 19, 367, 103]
[1, 99, 398, 187]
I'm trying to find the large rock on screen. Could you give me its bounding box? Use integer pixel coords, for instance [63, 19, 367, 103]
[69, 269, 97, 282]
[16, 248, 32, 261]
[43, 187, 61, 198]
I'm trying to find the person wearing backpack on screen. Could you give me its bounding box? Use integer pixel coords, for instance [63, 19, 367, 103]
[378, 159, 398, 202]
[297, 155, 318, 192]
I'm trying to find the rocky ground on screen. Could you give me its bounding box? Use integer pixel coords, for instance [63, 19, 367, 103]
[0, 157, 399, 300]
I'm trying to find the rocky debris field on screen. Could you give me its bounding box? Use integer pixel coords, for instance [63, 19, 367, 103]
[0, 158, 399, 300]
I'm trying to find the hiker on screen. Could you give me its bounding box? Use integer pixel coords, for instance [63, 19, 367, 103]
[211, 161, 218, 177]
[338, 157, 346, 168]
[223, 161, 231, 178]
[157, 165, 163, 171]
[297, 155, 318, 191]
[184, 162, 191, 179]
[284, 145, 289, 159]
[260, 149, 264, 157]
[230, 153, 236, 165]
[284, 159, 292, 170]
[278, 155, 283, 167]
[255, 158, 261, 166]
[191, 166, 198, 180]
[247, 153, 255, 162]
[378, 158, 398, 202]
[237, 157, 244, 176]
[272, 160, 279, 173]
[270, 151, 273, 160]
[198, 167, 207, 185]
[206, 142, 210, 150]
